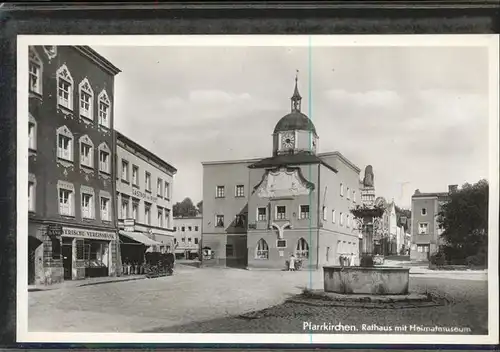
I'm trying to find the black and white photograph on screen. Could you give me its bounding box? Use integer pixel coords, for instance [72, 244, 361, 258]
[17, 35, 499, 345]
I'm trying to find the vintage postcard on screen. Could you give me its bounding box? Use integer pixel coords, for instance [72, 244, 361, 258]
[17, 35, 499, 345]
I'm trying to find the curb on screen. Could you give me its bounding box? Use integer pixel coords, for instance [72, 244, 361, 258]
[285, 297, 442, 309]
[77, 276, 147, 287]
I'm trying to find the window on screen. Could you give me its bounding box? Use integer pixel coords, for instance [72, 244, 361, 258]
[322, 206, 328, 221]
[257, 207, 267, 221]
[164, 182, 170, 199]
[340, 183, 344, 197]
[145, 172, 151, 192]
[235, 214, 246, 227]
[332, 209, 336, 223]
[158, 207, 164, 227]
[188, 237, 192, 244]
[195, 238, 199, 245]
[419, 223, 429, 235]
[181, 237, 186, 243]
[421, 208, 427, 216]
[353, 191, 356, 203]
[98, 143, 111, 174]
[235, 185, 244, 197]
[56, 65, 73, 110]
[188, 226, 192, 231]
[59, 188, 73, 216]
[56, 126, 74, 161]
[132, 201, 139, 221]
[181, 226, 185, 232]
[216, 186, 225, 198]
[173, 227, 177, 232]
[28, 116, 37, 151]
[347, 187, 350, 199]
[346, 214, 350, 228]
[216, 215, 224, 227]
[100, 196, 111, 221]
[29, 49, 42, 95]
[195, 226, 199, 231]
[299, 205, 310, 219]
[165, 209, 171, 228]
[132, 165, 139, 186]
[79, 135, 94, 168]
[340, 212, 344, 226]
[144, 203, 151, 225]
[28, 180, 35, 212]
[157, 178, 163, 197]
[255, 238, 269, 259]
[78, 78, 94, 120]
[276, 205, 286, 220]
[81, 192, 94, 219]
[121, 197, 129, 219]
[98, 90, 111, 128]
[296, 238, 309, 259]
[121, 160, 129, 182]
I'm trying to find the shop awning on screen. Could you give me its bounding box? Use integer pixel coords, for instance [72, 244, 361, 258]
[119, 230, 161, 246]
[190, 250, 199, 254]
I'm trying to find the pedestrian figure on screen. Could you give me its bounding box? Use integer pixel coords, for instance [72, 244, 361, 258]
[348, 253, 354, 267]
[289, 254, 296, 272]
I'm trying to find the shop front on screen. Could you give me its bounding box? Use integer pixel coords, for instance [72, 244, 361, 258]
[119, 229, 162, 275]
[61, 226, 119, 280]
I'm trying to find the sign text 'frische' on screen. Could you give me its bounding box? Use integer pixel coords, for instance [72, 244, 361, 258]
[62, 227, 117, 241]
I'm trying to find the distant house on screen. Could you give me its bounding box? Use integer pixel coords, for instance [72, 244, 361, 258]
[410, 185, 456, 261]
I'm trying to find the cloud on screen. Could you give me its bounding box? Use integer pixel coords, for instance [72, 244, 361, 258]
[93, 45, 490, 206]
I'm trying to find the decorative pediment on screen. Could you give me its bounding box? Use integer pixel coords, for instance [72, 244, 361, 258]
[79, 78, 93, 94]
[98, 142, 110, 153]
[98, 89, 110, 104]
[253, 167, 314, 199]
[79, 134, 94, 147]
[57, 64, 73, 83]
[81, 185, 95, 194]
[29, 48, 42, 64]
[56, 125, 73, 138]
[57, 180, 74, 191]
[43, 46, 57, 60]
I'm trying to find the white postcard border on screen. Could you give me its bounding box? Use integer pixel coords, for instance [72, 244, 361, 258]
[16, 34, 499, 345]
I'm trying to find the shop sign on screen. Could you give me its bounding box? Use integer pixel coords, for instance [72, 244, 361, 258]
[47, 224, 63, 237]
[124, 219, 135, 232]
[62, 227, 117, 241]
[131, 188, 157, 203]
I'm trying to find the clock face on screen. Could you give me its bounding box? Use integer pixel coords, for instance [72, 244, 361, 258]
[281, 132, 295, 149]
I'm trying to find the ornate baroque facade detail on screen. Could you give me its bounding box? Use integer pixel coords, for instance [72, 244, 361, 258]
[253, 167, 315, 199]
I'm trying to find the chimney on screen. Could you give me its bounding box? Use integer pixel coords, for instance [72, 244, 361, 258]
[448, 185, 458, 193]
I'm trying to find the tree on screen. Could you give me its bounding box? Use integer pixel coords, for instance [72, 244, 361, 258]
[173, 197, 198, 218]
[437, 179, 488, 265]
[196, 200, 203, 215]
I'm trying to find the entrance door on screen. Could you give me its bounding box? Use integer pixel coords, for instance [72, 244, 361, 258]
[62, 244, 72, 280]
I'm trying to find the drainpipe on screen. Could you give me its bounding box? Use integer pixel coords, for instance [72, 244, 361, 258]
[112, 129, 122, 276]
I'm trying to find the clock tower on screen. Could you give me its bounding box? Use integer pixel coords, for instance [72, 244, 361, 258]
[272, 73, 318, 156]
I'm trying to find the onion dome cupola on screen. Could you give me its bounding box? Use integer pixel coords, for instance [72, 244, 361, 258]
[273, 71, 318, 156]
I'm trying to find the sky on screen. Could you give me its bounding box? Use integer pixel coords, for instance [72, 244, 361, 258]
[93, 44, 490, 208]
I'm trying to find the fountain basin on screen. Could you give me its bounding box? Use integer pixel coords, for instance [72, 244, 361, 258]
[323, 266, 410, 295]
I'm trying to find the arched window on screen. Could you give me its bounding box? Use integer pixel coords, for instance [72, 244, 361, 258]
[56, 65, 74, 110]
[79, 78, 94, 121]
[296, 238, 309, 259]
[255, 238, 269, 259]
[29, 48, 43, 95]
[98, 89, 111, 128]
[56, 125, 74, 162]
[98, 142, 111, 174]
[79, 134, 94, 168]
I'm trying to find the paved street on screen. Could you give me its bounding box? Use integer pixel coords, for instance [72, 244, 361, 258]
[28, 265, 488, 334]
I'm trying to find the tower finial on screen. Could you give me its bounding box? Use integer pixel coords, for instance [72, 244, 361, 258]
[291, 70, 302, 112]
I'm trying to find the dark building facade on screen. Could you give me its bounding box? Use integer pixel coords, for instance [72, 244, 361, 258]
[28, 46, 121, 285]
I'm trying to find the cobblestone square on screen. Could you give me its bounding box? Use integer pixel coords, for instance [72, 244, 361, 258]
[28, 266, 488, 334]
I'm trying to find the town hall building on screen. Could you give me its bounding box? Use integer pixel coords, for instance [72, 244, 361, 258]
[201, 77, 362, 269]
